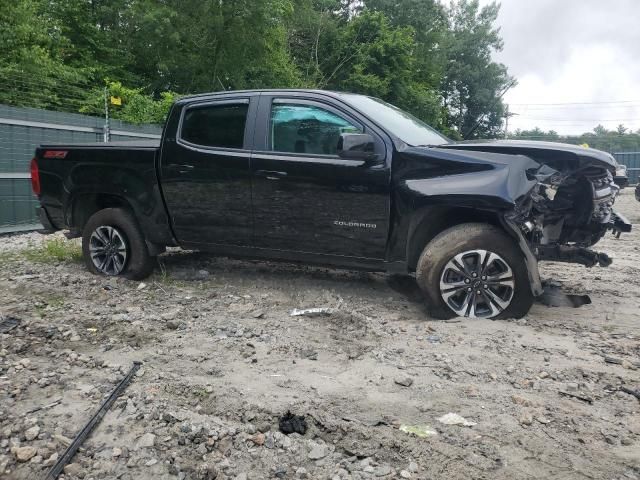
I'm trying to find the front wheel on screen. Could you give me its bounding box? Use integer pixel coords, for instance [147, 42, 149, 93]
[82, 208, 154, 280]
[416, 223, 534, 320]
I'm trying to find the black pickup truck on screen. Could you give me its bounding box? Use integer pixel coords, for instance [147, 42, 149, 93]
[31, 89, 631, 319]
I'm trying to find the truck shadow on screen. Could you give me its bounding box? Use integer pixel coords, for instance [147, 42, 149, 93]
[154, 251, 426, 304]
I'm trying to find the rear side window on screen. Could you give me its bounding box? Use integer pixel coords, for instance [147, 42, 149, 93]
[181, 102, 249, 149]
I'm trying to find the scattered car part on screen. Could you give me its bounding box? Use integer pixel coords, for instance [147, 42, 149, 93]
[537, 284, 591, 308]
[290, 308, 333, 317]
[619, 386, 640, 401]
[278, 411, 307, 435]
[558, 390, 593, 404]
[44, 361, 142, 480]
[613, 163, 629, 189]
[437, 413, 477, 427]
[0, 315, 20, 334]
[399, 424, 438, 437]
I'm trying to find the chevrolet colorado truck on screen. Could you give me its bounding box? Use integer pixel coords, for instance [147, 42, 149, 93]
[31, 89, 631, 319]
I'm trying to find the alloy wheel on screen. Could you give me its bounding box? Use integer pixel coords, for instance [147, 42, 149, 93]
[439, 249, 515, 318]
[89, 225, 128, 276]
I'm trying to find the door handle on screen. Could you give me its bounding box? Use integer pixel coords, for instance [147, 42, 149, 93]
[255, 170, 287, 180]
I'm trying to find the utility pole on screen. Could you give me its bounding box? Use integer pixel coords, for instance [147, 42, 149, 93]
[103, 86, 110, 142]
[504, 104, 518, 139]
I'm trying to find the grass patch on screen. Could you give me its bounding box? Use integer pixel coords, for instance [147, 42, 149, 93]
[22, 238, 83, 264]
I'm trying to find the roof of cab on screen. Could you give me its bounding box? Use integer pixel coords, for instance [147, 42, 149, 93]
[176, 89, 351, 104]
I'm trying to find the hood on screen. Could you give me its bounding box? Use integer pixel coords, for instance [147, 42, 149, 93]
[438, 139, 616, 171]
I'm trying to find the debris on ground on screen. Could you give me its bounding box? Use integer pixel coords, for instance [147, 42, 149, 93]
[290, 307, 333, 317]
[437, 413, 477, 427]
[0, 314, 20, 333]
[399, 424, 438, 438]
[278, 411, 308, 435]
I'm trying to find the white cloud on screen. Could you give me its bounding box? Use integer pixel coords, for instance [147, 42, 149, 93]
[480, 0, 640, 134]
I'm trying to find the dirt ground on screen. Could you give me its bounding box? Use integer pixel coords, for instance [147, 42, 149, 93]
[1, 190, 639, 480]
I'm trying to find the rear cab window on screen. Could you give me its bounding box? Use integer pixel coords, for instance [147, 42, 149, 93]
[180, 101, 249, 149]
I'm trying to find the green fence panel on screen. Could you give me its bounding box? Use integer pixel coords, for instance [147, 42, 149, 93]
[0, 104, 161, 233]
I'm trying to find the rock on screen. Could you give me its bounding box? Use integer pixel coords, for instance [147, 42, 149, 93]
[519, 411, 533, 426]
[43, 452, 59, 467]
[112, 447, 123, 457]
[14, 446, 37, 462]
[400, 470, 412, 478]
[565, 382, 579, 392]
[146, 458, 158, 467]
[511, 395, 533, 407]
[166, 320, 180, 330]
[135, 432, 156, 449]
[24, 425, 40, 441]
[408, 462, 418, 472]
[63, 462, 82, 476]
[308, 443, 329, 460]
[249, 432, 265, 446]
[296, 467, 308, 478]
[539, 371, 549, 379]
[374, 464, 392, 476]
[137, 282, 147, 290]
[235, 473, 248, 480]
[394, 375, 414, 387]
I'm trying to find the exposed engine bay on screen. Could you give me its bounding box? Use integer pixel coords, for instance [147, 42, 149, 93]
[440, 140, 633, 272]
[521, 164, 630, 267]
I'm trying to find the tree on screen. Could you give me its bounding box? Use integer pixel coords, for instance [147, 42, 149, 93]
[440, 0, 513, 139]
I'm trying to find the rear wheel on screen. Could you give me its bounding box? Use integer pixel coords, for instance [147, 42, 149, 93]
[82, 208, 154, 280]
[416, 223, 533, 319]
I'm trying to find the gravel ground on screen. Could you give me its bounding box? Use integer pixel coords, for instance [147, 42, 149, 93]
[1, 190, 639, 480]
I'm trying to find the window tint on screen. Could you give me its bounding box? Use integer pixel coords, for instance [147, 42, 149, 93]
[181, 103, 248, 149]
[270, 103, 361, 155]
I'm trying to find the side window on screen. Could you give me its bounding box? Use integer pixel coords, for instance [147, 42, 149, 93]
[181, 102, 249, 149]
[270, 103, 361, 155]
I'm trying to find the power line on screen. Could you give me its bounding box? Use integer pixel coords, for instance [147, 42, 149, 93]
[510, 99, 640, 106]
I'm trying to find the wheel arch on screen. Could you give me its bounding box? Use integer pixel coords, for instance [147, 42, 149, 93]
[70, 193, 135, 232]
[406, 206, 504, 271]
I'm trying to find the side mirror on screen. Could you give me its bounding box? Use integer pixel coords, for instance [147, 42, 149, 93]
[337, 133, 376, 161]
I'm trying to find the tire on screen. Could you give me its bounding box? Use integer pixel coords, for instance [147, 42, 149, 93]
[416, 223, 534, 320]
[82, 208, 154, 280]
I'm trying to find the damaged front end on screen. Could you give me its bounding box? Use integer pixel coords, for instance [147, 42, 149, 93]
[506, 159, 631, 276]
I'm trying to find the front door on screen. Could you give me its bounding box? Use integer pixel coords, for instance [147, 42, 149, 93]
[160, 96, 256, 246]
[251, 96, 390, 259]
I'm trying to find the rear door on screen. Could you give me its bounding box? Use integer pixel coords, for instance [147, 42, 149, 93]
[250, 94, 391, 259]
[160, 95, 256, 246]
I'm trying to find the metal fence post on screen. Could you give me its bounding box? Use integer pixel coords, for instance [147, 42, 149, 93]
[103, 86, 110, 142]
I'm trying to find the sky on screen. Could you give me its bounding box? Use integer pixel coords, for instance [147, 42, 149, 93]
[478, 0, 640, 135]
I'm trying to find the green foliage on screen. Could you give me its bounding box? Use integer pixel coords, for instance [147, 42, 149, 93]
[80, 82, 178, 124]
[22, 238, 83, 264]
[0, 0, 513, 133]
[511, 125, 640, 153]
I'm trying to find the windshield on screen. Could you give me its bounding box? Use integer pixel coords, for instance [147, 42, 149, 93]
[338, 93, 450, 146]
